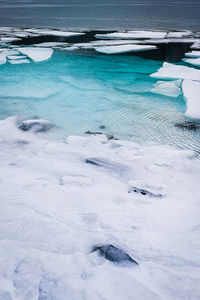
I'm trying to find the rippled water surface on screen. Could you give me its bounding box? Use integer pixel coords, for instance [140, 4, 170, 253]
[0, 51, 200, 152]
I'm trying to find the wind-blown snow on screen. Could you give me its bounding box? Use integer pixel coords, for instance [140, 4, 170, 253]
[0, 116, 200, 299]
[151, 80, 182, 98]
[94, 44, 157, 54]
[18, 47, 53, 62]
[182, 80, 200, 119]
[150, 62, 200, 81]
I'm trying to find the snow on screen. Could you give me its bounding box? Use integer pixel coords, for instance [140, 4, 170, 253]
[151, 79, 182, 98]
[0, 115, 200, 299]
[96, 31, 166, 39]
[18, 47, 53, 62]
[182, 80, 200, 119]
[183, 57, 200, 67]
[150, 62, 200, 81]
[185, 51, 200, 58]
[94, 44, 157, 54]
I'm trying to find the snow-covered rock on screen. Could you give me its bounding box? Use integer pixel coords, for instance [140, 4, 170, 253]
[150, 62, 200, 81]
[182, 80, 200, 119]
[94, 44, 157, 54]
[18, 47, 53, 62]
[151, 79, 182, 98]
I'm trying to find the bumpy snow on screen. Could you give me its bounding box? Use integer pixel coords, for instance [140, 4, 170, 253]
[0, 116, 200, 299]
[150, 62, 200, 81]
[18, 47, 53, 62]
[94, 44, 157, 54]
[182, 80, 200, 119]
[151, 79, 182, 98]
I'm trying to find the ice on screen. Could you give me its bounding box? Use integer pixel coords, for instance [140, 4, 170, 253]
[9, 59, 30, 64]
[182, 80, 200, 119]
[183, 57, 200, 67]
[7, 55, 26, 60]
[0, 37, 21, 43]
[150, 62, 200, 81]
[33, 42, 68, 48]
[185, 50, 200, 58]
[166, 31, 192, 38]
[25, 29, 85, 37]
[190, 41, 200, 49]
[94, 44, 157, 54]
[17, 118, 55, 132]
[96, 31, 166, 39]
[0, 115, 200, 299]
[151, 79, 182, 98]
[17, 47, 53, 62]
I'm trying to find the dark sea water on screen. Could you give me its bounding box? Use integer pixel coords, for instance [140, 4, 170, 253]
[0, 0, 199, 31]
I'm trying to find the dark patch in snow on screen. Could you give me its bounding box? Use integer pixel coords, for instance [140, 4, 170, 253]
[128, 186, 162, 198]
[92, 245, 138, 265]
[18, 119, 54, 133]
[85, 130, 117, 140]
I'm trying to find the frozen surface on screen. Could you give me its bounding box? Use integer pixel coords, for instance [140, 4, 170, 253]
[183, 58, 200, 67]
[182, 80, 200, 119]
[25, 29, 85, 37]
[95, 44, 157, 54]
[33, 42, 69, 48]
[0, 116, 200, 299]
[166, 31, 192, 38]
[150, 62, 200, 81]
[9, 59, 30, 64]
[18, 47, 53, 62]
[185, 51, 200, 58]
[96, 31, 166, 39]
[191, 41, 200, 49]
[151, 80, 182, 98]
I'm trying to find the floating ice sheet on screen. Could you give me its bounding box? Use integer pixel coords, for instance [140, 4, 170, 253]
[185, 51, 200, 58]
[182, 80, 200, 119]
[94, 44, 157, 54]
[33, 42, 69, 48]
[9, 59, 30, 64]
[150, 62, 200, 81]
[17, 47, 53, 62]
[96, 31, 166, 39]
[25, 29, 85, 37]
[151, 80, 182, 98]
[182, 58, 200, 67]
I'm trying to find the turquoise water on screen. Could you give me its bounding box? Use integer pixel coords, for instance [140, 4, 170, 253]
[0, 51, 200, 152]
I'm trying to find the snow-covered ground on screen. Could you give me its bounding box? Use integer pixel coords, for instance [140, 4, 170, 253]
[0, 116, 200, 299]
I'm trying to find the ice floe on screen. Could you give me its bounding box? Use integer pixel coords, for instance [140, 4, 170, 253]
[94, 44, 157, 54]
[150, 62, 200, 81]
[96, 31, 166, 39]
[166, 31, 192, 38]
[18, 47, 53, 62]
[151, 79, 182, 98]
[185, 50, 200, 58]
[25, 29, 85, 37]
[0, 115, 200, 299]
[33, 42, 69, 48]
[182, 80, 200, 119]
[190, 41, 200, 49]
[9, 59, 30, 64]
[183, 57, 200, 67]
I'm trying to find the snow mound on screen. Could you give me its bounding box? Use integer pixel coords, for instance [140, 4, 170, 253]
[18, 47, 53, 62]
[150, 62, 200, 81]
[182, 80, 200, 119]
[151, 79, 182, 98]
[183, 57, 200, 67]
[96, 31, 166, 39]
[94, 44, 157, 54]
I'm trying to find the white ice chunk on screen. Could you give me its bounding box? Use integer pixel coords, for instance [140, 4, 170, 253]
[9, 59, 30, 64]
[166, 31, 192, 38]
[18, 47, 53, 62]
[150, 62, 200, 81]
[25, 29, 85, 37]
[190, 41, 200, 49]
[61, 46, 79, 51]
[182, 58, 200, 67]
[182, 80, 200, 119]
[33, 42, 68, 48]
[94, 44, 157, 54]
[96, 31, 166, 40]
[151, 79, 182, 98]
[7, 55, 26, 60]
[185, 51, 200, 58]
[0, 37, 21, 43]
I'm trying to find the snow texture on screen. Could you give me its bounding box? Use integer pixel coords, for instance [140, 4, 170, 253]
[0, 116, 200, 299]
